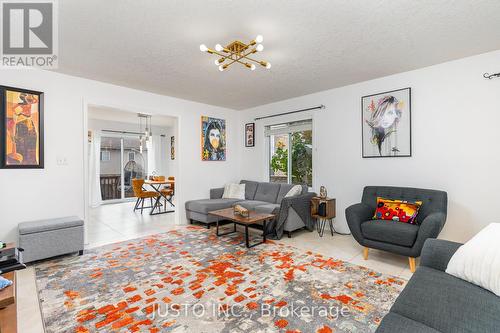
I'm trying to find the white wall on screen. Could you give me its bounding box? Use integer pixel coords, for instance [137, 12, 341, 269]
[238, 50, 500, 243]
[0, 68, 240, 242]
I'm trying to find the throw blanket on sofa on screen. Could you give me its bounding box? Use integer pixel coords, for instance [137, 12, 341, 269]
[265, 192, 316, 239]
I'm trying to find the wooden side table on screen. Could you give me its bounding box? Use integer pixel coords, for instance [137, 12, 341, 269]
[0, 243, 18, 333]
[311, 197, 336, 237]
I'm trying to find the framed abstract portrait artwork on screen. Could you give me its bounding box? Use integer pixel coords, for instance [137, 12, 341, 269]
[201, 116, 226, 161]
[361, 87, 411, 158]
[0, 86, 44, 168]
[245, 122, 255, 147]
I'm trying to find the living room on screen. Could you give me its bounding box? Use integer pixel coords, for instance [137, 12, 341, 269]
[0, 1, 499, 332]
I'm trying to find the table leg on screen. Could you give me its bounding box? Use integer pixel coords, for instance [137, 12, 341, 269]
[245, 225, 250, 248]
[263, 220, 267, 243]
[216, 220, 238, 237]
[329, 218, 334, 236]
[318, 218, 326, 237]
[149, 184, 175, 215]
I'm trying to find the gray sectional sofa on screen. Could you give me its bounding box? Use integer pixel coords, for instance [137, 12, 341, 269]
[185, 180, 315, 238]
[377, 239, 500, 333]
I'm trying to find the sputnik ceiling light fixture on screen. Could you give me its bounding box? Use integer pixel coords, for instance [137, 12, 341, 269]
[200, 35, 271, 72]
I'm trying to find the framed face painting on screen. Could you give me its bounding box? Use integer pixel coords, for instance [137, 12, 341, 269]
[0, 86, 44, 168]
[245, 122, 255, 147]
[362, 87, 411, 158]
[201, 116, 226, 161]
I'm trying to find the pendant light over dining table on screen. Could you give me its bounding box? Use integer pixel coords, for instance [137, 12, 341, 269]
[138, 113, 152, 154]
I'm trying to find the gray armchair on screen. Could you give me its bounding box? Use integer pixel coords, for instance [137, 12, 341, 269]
[345, 186, 447, 272]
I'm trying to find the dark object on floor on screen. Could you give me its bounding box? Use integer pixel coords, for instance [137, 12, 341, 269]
[345, 186, 447, 272]
[376, 239, 500, 333]
[18, 216, 84, 263]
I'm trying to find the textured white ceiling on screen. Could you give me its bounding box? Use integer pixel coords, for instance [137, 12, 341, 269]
[57, 0, 500, 110]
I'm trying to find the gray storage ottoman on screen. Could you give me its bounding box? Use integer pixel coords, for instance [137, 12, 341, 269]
[18, 216, 84, 263]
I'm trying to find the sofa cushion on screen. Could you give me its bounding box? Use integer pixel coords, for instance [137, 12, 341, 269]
[18, 216, 83, 235]
[361, 220, 419, 247]
[185, 199, 239, 214]
[233, 200, 270, 210]
[362, 186, 447, 224]
[222, 183, 245, 200]
[240, 180, 259, 200]
[254, 182, 281, 203]
[277, 184, 294, 204]
[390, 266, 500, 333]
[377, 312, 440, 333]
[254, 203, 280, 215]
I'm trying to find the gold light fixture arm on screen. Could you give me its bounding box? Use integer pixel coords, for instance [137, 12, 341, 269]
[200, 35, 270, 71]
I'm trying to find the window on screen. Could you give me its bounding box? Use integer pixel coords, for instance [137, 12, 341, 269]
[128, 151, 135, 161]
[100, 150, 110, 162]
[266, 120, 312, 187]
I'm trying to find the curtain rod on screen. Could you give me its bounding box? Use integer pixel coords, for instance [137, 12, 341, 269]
[254, 105, 325, 121]
[102, 129, 166, 137]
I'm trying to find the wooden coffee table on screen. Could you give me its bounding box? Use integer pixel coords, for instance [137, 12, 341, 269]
[209, 208, 275, 248]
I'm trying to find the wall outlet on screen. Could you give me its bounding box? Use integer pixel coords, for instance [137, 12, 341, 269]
[56, 156, 68, 165]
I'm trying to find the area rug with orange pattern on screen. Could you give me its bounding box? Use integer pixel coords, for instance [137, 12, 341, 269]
[35, 226, 405, 333]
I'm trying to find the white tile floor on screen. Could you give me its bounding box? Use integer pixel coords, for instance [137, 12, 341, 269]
[16, 202, 413, 333]
[86, 201, 177, 248]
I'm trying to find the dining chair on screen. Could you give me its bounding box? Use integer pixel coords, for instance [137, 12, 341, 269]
[131, 178, 160, 214]
[161, 176, 175, 208]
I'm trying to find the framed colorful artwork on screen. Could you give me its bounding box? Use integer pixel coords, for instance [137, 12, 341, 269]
[361, 87, 411, 158]
[201, 116, 226, 161]
[0, 86, 44, 168]
[170, 136, 175, 160]
[245, 122, 255, 147]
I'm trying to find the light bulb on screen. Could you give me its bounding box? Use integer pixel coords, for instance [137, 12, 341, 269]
[255, 35, 264, 43]
[250, 64, 256, 71]
[218, 65, 225, 71]
[256, 44, 264, 52]
[215, 59, 221, 66]
[215, 44, 223, 52]
[139, 145, 143, 154]
[266, 62, 272, 69]
[199, 44, 208, 52]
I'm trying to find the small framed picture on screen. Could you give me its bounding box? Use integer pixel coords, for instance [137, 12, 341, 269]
[0, 85, 44, 168]
[170, 136, 175, 160]
[361, 87, 411, 158]
[245, 123, 255, 147]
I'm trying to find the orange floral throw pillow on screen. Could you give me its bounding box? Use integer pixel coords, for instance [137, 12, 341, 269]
[372, 197, 423, 224]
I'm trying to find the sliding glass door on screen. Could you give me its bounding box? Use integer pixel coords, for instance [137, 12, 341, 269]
[100, 135, 147, 202]
[123, 137, 147, 198]
[267, 120, 313, 187]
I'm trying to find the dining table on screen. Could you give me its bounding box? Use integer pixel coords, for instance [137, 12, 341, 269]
[143, 179, 175, 215]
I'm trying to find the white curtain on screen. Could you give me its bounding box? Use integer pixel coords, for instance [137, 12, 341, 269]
[147, 135, 165, 176]
[89, 131, 102, 207]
